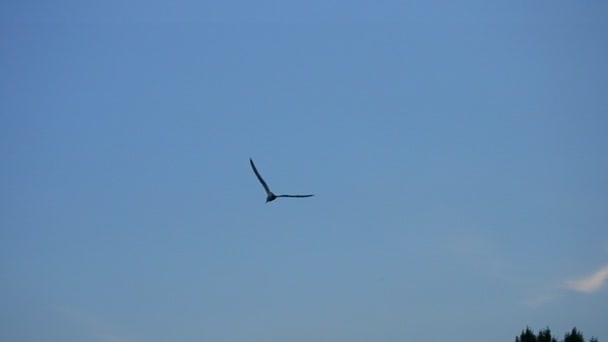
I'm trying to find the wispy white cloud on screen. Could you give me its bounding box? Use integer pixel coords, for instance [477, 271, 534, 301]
[565, 264, 608, 294]
[521, 264, 608, 309]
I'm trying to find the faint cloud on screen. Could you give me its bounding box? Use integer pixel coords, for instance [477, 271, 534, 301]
[55, 306, 134, 342]
[443, 234, 516, 283]
[565, 264, 608, 294]
[520, 292, 558, 309]
[446, 234, 489, 255]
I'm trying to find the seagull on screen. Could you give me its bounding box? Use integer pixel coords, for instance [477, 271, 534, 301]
[249, 158, 314, 203]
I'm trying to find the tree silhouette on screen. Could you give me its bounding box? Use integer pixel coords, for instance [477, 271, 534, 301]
[538, 327, 558, 342]
[516, 326, 598, 342]
[517, 327, 538, 342]
[565, 328, 584, 342]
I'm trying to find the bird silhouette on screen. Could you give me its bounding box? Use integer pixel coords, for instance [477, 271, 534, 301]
[249, 158, 314, 203]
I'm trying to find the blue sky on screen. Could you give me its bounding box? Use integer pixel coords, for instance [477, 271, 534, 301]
[1, 1, 607, 341]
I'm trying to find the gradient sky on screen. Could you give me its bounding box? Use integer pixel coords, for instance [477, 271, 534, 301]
[1, 1, 607, 341]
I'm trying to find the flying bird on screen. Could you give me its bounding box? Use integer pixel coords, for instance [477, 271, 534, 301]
[249, 158, 314, 203]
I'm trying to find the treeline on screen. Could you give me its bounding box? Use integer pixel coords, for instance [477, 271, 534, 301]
[516, 327, 598, 342]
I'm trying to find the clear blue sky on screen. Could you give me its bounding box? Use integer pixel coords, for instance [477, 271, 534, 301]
[1, 1, 607, 341]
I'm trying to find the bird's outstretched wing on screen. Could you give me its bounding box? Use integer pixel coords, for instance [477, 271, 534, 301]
[249, 158, 271, 194]
[277, 194, 314, 198]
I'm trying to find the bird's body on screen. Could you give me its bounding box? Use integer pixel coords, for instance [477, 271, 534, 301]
[266, 192, 277, 203]
[249, 158, 314, 203]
